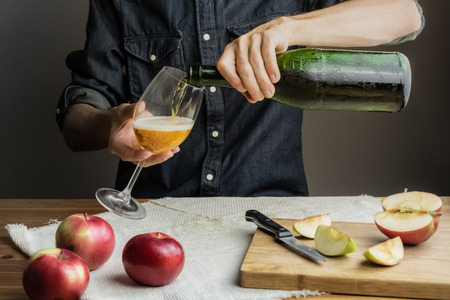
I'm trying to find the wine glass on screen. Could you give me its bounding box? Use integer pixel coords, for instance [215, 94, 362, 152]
[96, 66, 204, 219]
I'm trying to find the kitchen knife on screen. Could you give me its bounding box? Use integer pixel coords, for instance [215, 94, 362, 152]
[245, 209, 326, 262]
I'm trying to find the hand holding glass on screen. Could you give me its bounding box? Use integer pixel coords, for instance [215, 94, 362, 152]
[96, 66, 204, 219]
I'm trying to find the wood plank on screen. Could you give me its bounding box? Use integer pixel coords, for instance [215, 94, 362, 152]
[240, 199, 450, 299]
[0, 287, 28, 300]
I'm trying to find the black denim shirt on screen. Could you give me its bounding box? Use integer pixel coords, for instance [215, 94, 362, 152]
[56, 0, 423, 198]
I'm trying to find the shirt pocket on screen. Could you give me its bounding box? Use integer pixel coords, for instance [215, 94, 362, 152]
[124, 34, 184, 100]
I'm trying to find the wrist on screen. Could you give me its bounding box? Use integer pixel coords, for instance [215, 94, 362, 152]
[62, 104, 112, 151]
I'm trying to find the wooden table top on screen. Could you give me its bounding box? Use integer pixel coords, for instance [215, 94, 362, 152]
[1, 197, 447, 300]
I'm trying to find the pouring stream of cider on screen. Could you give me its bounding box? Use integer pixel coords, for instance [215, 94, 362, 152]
[171, 80, 188, 123]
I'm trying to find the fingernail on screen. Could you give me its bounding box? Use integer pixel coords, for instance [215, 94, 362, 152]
[270, 74, 277, 83]
[264, 89, 273, 98]
[243, 92, 256, 103]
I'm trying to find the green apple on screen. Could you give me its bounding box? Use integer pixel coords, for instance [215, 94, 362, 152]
[314, 224, 356, 256]
[293, 214, 332, 238]
[363, 236, 404, 266]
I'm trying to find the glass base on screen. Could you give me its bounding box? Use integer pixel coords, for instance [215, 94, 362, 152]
[95, 188, 146, 220]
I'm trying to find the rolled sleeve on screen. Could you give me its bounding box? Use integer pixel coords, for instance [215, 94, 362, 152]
[56, 0, 126, 130]
[56, 86, 111, 130]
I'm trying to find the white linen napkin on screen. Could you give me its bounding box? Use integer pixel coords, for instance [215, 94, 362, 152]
[6, 196, 382, 299]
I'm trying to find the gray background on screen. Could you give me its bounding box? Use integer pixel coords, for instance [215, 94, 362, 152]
[0, 1, 448, 198]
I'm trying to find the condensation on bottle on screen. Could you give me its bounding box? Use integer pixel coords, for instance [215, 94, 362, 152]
[187, 48, 411, 113]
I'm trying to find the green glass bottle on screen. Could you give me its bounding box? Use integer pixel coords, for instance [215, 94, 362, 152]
[187, 48, 411, 113]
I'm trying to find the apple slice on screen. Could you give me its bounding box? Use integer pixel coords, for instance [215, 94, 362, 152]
[375, 191, 442, 245]
[363, 236, 404, 266]
[314, 224, 356, 256]
[293, 214, 332, 238]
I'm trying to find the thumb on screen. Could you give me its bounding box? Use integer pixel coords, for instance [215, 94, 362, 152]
[113, 103, 137, 124]
[121, 102, 137, 119]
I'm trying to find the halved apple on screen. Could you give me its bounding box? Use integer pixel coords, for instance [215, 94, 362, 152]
[375, 191, 442, 245]
[314, 224, 356, 256]
[381, 191, 442, 229]
[293, 214, 332, 238]
[363, 236, 404, 266]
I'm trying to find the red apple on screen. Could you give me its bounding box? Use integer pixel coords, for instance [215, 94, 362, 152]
[55, 212, 115, 270]
[22, 248, 89, 300]
[374, 191, 442, 245]
[122, 232, 185, 286]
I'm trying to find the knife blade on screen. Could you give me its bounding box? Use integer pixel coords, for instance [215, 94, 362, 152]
[245, 209, 326, 262]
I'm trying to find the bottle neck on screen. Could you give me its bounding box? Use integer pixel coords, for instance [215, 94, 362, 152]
[187, 65, 233, 88]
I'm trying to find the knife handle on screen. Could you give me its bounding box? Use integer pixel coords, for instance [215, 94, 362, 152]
[245, 210, 293, 239]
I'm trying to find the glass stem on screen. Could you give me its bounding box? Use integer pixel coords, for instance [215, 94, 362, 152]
[118, 160, 144, 202]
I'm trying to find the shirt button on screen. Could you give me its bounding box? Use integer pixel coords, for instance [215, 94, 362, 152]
[149, 54, 157, 61]
[206, 174, 214, 181]
[211, 131, 219, 138]
[56, 108, 60, 115]
[209, 86, 216, 93]
[203, 33, 211, 41]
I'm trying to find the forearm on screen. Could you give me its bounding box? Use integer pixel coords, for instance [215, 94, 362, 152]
[62, 104, 112, 152]
[61, 103, 179, 167]
[287, 0, 423, 47]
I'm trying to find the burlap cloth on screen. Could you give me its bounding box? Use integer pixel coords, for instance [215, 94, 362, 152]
[6, 196, 382, 299]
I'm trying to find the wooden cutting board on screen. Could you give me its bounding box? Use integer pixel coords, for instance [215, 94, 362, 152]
[239, 215, 450, 299]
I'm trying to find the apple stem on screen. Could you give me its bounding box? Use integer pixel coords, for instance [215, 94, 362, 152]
[58, 249, 64, 260]
[427, 211, 443, 217]
[157, 232, 161, 238]
[83, 212, 88, 220]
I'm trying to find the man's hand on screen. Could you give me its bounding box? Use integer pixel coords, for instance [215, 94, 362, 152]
[63, 102, 178, 167]
[108, 103, 179, 167]
[217, 17, 292, 103]
[216, 0, 422, 104]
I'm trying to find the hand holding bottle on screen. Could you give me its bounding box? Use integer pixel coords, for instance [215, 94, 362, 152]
[217, 17, 292, 103]
[215, 0, 421, 105]
[189, 48, 411, 113]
